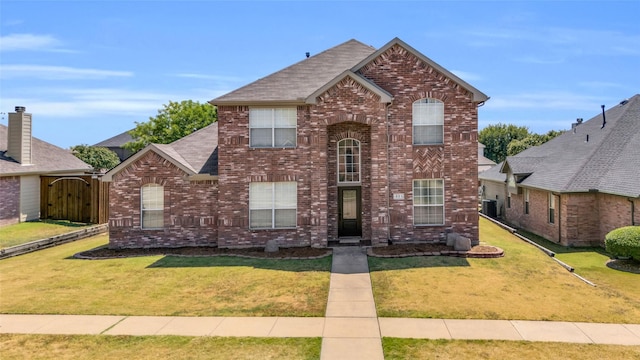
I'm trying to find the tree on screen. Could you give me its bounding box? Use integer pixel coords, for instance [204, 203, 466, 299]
[507, 130, 564, 156]
[71, 145, 121, 172]
[124, 100, 217, 152]
[479, 123, 530, 163]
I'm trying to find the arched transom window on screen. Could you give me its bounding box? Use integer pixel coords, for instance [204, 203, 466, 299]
[338, 138, 360, 183]
[413, 98, 444, 145]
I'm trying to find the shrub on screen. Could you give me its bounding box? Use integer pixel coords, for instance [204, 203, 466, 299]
[605, 226, 640, 260]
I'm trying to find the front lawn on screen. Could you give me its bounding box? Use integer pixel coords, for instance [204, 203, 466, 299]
[0, 220, 90, 249]
[0, 334, 321, 360]
[0, 235, 331, 317]
[382, 338, 640, 360]
[369, 217, 640, 323]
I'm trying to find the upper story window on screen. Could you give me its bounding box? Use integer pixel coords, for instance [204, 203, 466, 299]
[141, 183, 164, 229]
[338, 139, 360, 184]
[249, 108, 297, 148]
[412, 98, 444, 145]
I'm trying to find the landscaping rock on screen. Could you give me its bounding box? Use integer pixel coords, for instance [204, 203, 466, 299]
[446, 232, 460, 247]
[265, 240, 279, 253]
[454, 235, 472, 251]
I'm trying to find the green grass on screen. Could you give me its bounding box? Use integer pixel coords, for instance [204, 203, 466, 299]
[0, 235, 331, 317]
[369, 217, 640, 323]
[382, 338, 640, 360]
[0, 334, 321, 360]
[0, 220, 90, 249]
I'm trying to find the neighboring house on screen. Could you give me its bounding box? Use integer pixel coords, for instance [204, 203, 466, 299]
[478, 143, 496, 173]
[0, 107, 93, 227]
[104, 37, 488, 249]
[480, 95, 640, 247]
[93, 130, 134, 161]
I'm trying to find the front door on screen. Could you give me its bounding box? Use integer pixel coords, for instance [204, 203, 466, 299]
[338, 187, 362, 237]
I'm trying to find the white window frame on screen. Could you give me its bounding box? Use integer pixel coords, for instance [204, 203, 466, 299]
[249, 182, 297, 229]
[524, 188, 530, 215]
[141, 183, 164, 229]
[337, 138, 361, 184]
[548, 193, 555, 224]
[413, 179, 445, 226]
[412, 98, 444, 145]
[249, 108, 297, 148]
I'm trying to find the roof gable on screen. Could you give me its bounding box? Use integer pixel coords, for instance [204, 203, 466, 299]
[305, 70, 393, 104]
[351, 37, 489, 103]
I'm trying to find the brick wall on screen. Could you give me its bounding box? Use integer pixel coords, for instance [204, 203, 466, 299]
[505, 188, 561, 244]
[0, 176, 20, 227]
[108, 151, 218, 249]
[597, 193, 638, 245]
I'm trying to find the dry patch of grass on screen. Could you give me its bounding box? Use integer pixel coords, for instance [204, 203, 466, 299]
[369, 217, 640, 323]
[0, 334, 321, 360]
[382, 338, 640, 360]
[0, 235, 331, 317]
[0, 220, 90, 249]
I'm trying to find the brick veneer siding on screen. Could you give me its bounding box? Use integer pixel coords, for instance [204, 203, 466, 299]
[0, 176, 20, 227]
[215, 44, 480, 248]
[505, 188, 639, 247]
[108, 151, 218, 249]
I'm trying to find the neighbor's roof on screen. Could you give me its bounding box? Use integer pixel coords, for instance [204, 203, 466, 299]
[211, 37, 488, 105]
[102, 122, 218, 181]
[478, 143, 496, 167]
[0, 124, 92, 176]
[499, 94, 640, 198]
[93, 130, 133, 147]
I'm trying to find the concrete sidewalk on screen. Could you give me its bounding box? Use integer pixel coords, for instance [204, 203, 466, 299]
[1, 246, 640, 358]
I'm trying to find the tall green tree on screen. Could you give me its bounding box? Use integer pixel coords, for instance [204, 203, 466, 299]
[507, 129, 565, 156]
[479, 123, 530, 163]
[124, 100, 217, 152]
[70, 145, 121, 172]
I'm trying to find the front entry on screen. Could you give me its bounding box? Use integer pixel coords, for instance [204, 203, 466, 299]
[338, 187, 362, 237]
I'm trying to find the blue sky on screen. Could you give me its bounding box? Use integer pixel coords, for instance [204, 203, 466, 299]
[1, 0, 639, 149]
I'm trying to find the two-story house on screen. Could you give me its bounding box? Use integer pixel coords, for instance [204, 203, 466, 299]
[104, 37, 488, 249]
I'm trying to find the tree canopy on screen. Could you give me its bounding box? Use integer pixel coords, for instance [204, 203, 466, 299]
[479, 124, 564, 163]
[124, 100, 217, 152]
[71, 145, 121, 172]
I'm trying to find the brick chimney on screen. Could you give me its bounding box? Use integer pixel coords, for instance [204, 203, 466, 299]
[6, 106, 32, 165]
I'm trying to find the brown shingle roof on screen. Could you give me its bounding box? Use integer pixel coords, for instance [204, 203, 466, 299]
[0, 124, 92, 176]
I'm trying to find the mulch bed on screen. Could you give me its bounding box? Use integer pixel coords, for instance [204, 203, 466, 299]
[75, 243, 504, 260]
[606, 259, 640, 274]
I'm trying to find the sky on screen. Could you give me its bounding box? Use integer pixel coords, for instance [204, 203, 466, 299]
[1, 0, 639, 149]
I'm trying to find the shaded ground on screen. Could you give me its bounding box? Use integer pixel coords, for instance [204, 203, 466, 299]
[606, 259, 640, 274]
[76, 243, 503, 260]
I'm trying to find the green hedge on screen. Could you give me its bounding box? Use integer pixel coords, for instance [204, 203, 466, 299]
[605, 226, 640, 260]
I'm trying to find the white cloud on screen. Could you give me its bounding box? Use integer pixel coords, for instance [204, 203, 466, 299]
[173, 73, 244, 82]
[0, 33, 70, 52]
[484, 91, 606, 111]
[0, 65, 133, 80]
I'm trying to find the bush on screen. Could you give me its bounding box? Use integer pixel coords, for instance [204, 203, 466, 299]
[605, 226, 640, 260]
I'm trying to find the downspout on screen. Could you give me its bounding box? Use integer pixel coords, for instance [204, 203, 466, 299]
[386, 101, 393, 244]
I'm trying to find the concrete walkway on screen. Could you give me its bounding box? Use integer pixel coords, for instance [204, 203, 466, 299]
[2, 246, 640, 357]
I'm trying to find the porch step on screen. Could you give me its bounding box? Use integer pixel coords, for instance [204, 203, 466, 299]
[338, 237, 362, 245]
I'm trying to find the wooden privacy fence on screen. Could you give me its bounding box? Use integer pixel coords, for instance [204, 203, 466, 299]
[40, 176, 109, 224]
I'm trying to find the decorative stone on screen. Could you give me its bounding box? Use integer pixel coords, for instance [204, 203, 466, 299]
[446, 232, 460, 247]
[454, 236, 472, 251]
[264, 240, 279, 253]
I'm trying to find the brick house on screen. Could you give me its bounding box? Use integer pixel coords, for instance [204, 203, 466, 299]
[1, 107, 93, 227]
[104, 38, 488, 248]
[480, 94, 640, 246]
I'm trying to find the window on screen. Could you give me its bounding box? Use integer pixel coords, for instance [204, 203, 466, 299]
[548, 193, 555, 224]
[524, 189, 530, 215]
[413, 98, 444, 145]
[413, 179, 444, 225]
[507, 193, 511, 209]
[141, 184, 163, 229]
[249, 108, 296, 148]
[338, 139, 360, 183]
[249, 182, 297, 229]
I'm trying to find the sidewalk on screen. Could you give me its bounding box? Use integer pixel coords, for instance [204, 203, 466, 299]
[2, 247, 640, 356]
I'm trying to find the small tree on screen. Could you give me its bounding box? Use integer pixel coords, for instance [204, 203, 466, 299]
[507, 130, 565, 156]
[71, 145, 120, 172]
[124, 100, 217, 152]
[479, 123, 530, 163]
[605, 226, 640, 260]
